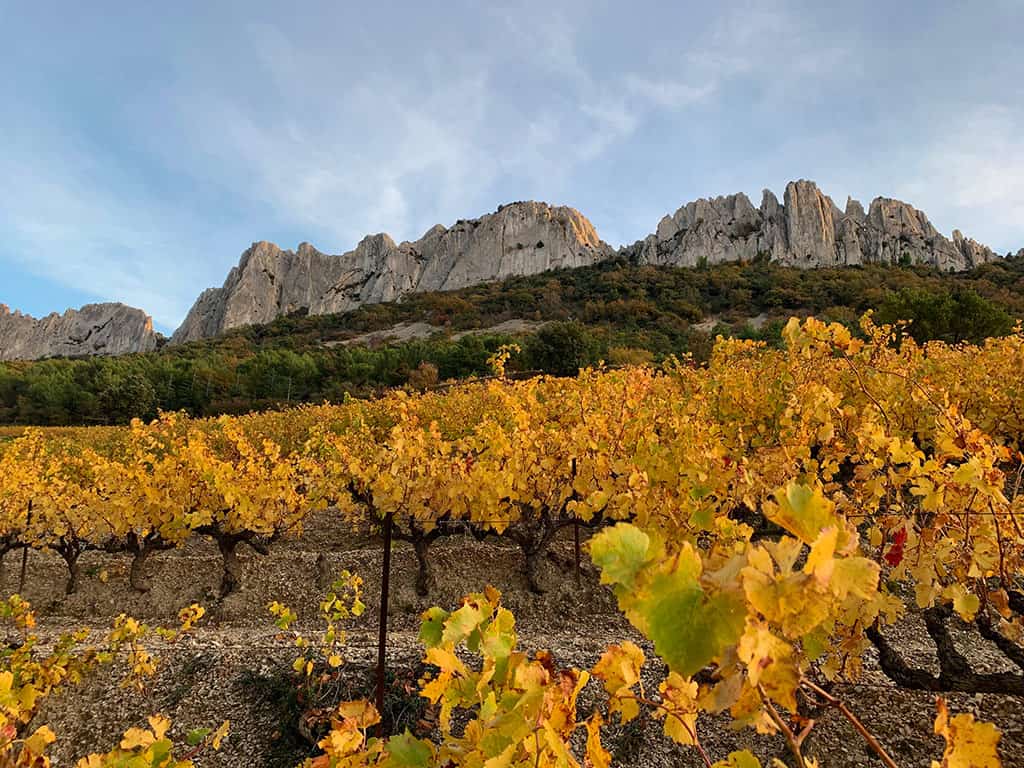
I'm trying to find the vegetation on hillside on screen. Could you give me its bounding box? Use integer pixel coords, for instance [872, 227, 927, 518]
[1, 255, 1021, 425]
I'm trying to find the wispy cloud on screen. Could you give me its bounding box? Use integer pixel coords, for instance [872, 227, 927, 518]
[163, 27, 499, 248]
[623, 76, 714, 110]
[897, 106, 1024, 253]
[685, 1, 854, 80]
[0, 121, 207, 330]
[487, 3, 719, 179]
[165, 8, 723, 252]
[2, 0, 1022, 335]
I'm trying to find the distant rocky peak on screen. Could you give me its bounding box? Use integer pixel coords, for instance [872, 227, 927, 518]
[626, 179, 998, 272]
[845, 197, 867, 221]
[3, 182, 1008, 359]
[0, 303, 158, 361]
[170, 200, 613, 344]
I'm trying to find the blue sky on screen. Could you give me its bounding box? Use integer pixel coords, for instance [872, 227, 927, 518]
[2, 1, 1023, 334]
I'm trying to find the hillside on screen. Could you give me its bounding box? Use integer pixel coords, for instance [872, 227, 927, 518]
[1, 254, 1022, 426]
[170, 180, 1003, 345]
[2, 179, 1017, 363]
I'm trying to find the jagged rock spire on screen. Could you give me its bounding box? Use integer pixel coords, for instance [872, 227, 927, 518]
[171, 202, 612, 344]
[622, 179, 999, 271]
[0, 181, 1008, 358]
[0, 304, 158, 361]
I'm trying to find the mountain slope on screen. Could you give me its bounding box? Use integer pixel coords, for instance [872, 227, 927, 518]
[1, 179, 1015, 362]
[169, 179, 1007, 345]
[2, 254, 1022, 427]
[0, 303, 158, 362]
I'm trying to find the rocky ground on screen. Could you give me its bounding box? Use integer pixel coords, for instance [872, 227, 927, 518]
[11, 514, 1023, 767]
[325, 318, 548, 348]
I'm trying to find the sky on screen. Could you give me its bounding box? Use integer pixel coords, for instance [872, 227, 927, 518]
[2, 1, 1023, 335]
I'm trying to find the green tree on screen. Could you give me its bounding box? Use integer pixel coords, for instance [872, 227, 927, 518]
[877, 288, 1014, 344]
[525, 321, 603, 376]
[97, 369, 157, 422]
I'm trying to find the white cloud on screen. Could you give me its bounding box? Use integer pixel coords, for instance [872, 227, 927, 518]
[684, 1, 855, 90]
[0, 128, 204, 330]
[897, 106, 1024, 253]
[163, 26, 500, 248]
[485, 4, 719, 182]
[9, 0, 1020, 340]
[623, 76, 714, 110]
[158, 8, 725, 256]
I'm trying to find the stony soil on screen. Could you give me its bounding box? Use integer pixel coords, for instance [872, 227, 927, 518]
[323, 318, 547, 348]
[12, 514, 1024, 767]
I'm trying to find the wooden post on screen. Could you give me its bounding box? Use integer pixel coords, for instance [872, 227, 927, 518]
[570, 458, 581, 588]
[574, 518, 581, 588]
[18, 500, 32, 594]
[375, 512, 394, 734]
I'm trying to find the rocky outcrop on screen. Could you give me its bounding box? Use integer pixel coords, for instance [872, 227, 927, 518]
[3, 181, 1010, 357]
[172, 202, 611, 343]
[0, 303, 158, 361]
[625, 179, 1000, 271]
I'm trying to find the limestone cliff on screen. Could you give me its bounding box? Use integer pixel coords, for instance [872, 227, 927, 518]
[2, 181, 1011, 357]
[0, 303, 158, 361]
[625, 179, 999, 271]
[172, 201, 611, 343]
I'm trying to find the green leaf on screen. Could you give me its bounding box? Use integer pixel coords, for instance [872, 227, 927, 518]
[442, 603, 487, 647]
[802, 627, 828, 661]
[186, 728, 211, 746]
[148, 739, 174, 765]
[640, 564, 745, 677]
[419, 607, 449, 648]
[385, 730, 433, 768]
[481, 607, 517, 675]
[589, 523, 651, 589]
[688, 504, 714, 531]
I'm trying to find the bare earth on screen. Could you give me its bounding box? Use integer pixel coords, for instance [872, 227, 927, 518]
[14, 513, 1024, 767]
[324, 319, 548, 348]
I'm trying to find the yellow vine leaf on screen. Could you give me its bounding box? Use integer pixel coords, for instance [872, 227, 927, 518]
[712, 751, 763, 768]
[932, 699, 1001, 768]
[765, 482, 838, 545]
[23, 724, 57, 756]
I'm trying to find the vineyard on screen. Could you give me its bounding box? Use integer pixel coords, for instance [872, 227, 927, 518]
[1, 315, 1023, 767]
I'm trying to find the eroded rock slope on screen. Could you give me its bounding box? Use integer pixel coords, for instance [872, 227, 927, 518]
[0, 303, 158, 361]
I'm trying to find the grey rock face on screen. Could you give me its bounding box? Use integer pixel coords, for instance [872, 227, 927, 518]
[0, 303, 158, 361]
[639, 192, 765, 267]
[624, 179, 1000, 272]
[4, 180, 1008, 358]
[782, 179, 841, 266]
[172, 201, 611, 343]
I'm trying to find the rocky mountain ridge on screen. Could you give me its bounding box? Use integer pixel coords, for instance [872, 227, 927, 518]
[625, 180, 999, 270]
[0, 303, 159, 362]
[1, 179, 1017, 360]
[171, 201, 609, 343]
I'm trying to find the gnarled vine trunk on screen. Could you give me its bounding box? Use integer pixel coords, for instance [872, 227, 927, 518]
[126, 535, 173, 593]
[412, 537, 434, 597]
[505, 507, 565, 595]
[129, 547, 153, 593]
[867, 606, 1024, 696]
[393, 518, 443, 596]
[217, 535, 243, 597]
[57, 543, 81, 595]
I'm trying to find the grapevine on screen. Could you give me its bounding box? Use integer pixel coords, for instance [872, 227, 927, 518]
[1, 314, 1022, 765]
